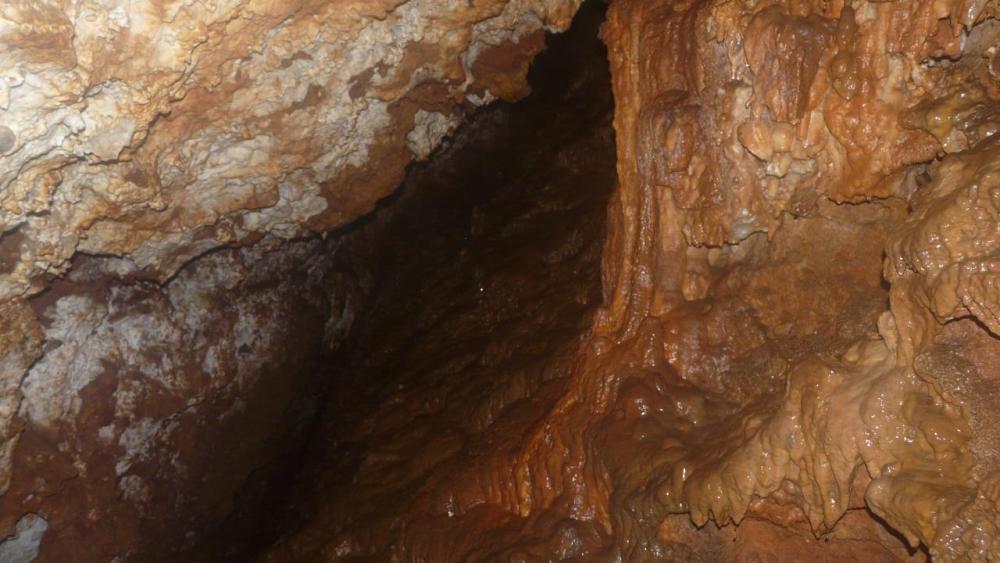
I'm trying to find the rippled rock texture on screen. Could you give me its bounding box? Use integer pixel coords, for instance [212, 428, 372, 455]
[572, 0, 1000, 560]
[0, 0, 581, 558]
[3, 0, 1000, 561]
[0, 0, 581, 297]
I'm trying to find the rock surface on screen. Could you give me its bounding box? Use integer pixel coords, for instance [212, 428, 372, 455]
[0, 0, 581, 298]
[1, 238, 367, 560]
[261, 1, 1000, 560]
[0, 0, 581, 557]
[3, 0, 1000, 561]
[267, 0, 1000, 560]
[560, 0, 1000, 559]
[260, 7, 617, 558]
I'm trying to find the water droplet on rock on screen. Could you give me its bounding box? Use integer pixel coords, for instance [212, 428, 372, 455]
[0, 126, 15, 155]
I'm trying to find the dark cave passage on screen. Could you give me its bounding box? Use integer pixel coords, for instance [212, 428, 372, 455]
[229, 3, 617, 560]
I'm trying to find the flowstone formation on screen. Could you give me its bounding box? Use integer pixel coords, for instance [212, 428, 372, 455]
[509, 0, 1000, 559]
[1, 0, 1000, 561]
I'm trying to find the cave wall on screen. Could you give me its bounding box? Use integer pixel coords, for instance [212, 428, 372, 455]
[506, 0, 1000, 559]
[259, 2, 1000, 559]
[333, 0, 997, 560]
[0, 0, 581, 296]
[2, 0, 1000, 560]
[259, 6, 620, 557]
[0, 0, 584, 559]
[3, 239, 363, 560]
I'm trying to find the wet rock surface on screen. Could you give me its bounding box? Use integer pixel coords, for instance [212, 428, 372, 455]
[2, 0, 1000, 561]
[556, 0, 1000, 560]
[260, 1, 1000, 560]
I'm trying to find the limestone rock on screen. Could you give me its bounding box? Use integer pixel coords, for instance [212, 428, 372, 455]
[0, 0, 581, 300]
[4, 0, 1000, 560]
[0, 0, 580, 548]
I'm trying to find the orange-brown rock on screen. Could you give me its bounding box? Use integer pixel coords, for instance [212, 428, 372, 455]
[0, 1, 582, 300]
[0, 1, 582, 555]
[3, 0, 1000, 561]
[517, 0, 1000, 559]
[257, 1, 1000, 560]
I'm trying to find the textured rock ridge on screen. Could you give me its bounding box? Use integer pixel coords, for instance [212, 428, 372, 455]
[3, 0, 1000, 561]
[0, 0, 581, 299]
[498, 0, 1000, 559]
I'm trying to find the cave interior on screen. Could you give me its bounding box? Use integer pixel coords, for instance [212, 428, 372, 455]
[0, 0, 999, 561]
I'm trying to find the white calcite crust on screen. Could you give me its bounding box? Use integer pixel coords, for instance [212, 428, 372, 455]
[0, 0, 582, 301]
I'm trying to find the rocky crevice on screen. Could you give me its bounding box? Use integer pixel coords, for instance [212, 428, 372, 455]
[2, 0, 1000, 561]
